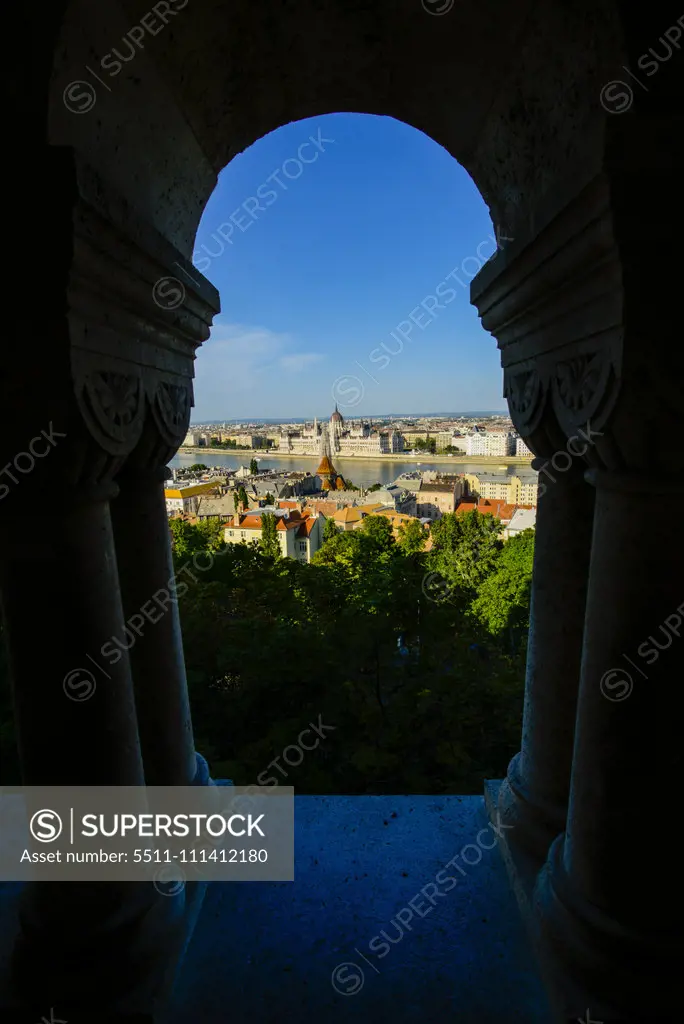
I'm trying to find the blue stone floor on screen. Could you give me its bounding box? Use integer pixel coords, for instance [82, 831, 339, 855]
[166, 795, 552, 1024]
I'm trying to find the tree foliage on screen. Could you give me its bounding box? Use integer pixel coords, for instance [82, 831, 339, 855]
[260, 512, 281, 559]
[428, 510, 503, 592]
[413, 437, 437, 453]
[397, 517, 426, 554]
[359, 514, 395, 553]
[169, 507, 534, 793]
[0, 509, 535, 794]
[322, 516, 339, 542]
[169, 517, 226, 559]
[470, 529, 535, 646]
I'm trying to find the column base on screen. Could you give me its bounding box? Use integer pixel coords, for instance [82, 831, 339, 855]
[497, 753, 567, 863]
[533, 835, 682, 1022]
[5, 883, 187, 1018]
[486, 783, 681, 1022]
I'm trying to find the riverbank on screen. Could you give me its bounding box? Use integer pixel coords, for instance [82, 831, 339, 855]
[178, 446, 534, 468]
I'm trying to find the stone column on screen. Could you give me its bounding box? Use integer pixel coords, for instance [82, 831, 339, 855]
[0, 483, 144, 786]
[110, 461, 206, 787]
[535, 470, 683, 1017]
[498, 452, 594, 860]
[470, 172, 622, 869]
[0, 167, 220, 1017]
[0, 466, 184, 1016]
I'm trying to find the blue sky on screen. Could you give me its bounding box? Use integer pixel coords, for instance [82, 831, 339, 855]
[191, 112, 506, 421]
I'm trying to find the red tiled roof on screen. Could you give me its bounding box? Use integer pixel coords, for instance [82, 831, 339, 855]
[233, 515, 263, 530]
[276, 518, 301, 531]
[296, 518, 317, 538]
[455, 499, 534, 522]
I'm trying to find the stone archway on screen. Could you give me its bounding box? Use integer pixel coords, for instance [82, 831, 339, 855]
[2, 1, 683, 1019]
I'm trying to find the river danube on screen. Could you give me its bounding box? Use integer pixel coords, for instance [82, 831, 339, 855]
[169, 451, 535, 490]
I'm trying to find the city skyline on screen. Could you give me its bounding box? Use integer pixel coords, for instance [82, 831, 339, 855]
[189, 409, 509, 424]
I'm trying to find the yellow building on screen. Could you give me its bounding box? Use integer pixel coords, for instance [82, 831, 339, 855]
[466, 472, 538, 507]
[164, 482, 218, 516]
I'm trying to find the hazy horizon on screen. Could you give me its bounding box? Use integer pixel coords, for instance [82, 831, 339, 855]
[190, 409, 509, 425]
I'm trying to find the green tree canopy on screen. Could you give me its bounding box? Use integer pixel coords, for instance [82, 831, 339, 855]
[397, 517, 427, 554]
[169, 517, 226, 559]
[360, 514, 395, 554]
[322, 515, 339, 542]
[470, 529, 535, 643]
[428, 510, 503, 592]
[414, 437, 437, 453]
[169, 517, 205, 559]
[196, 518, 226, 552]
[249, 458, 259, 476]
[260, 512, 281, 559]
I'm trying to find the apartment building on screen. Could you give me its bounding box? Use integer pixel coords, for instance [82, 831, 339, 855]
[416, 481, 459, 520]
[465, 431, 516, 456]
[465, 471, 539, 507]
[515, 436, 534, 458]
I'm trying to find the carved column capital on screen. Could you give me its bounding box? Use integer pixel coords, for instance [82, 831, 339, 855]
[66, 163, 219, 480]
[473, 173, 623, 469]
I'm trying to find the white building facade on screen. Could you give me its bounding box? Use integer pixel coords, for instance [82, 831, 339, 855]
[465, 431, 516, 457]
[515, 436, 534, 457]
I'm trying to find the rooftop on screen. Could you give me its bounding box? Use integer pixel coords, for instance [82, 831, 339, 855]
[355, 503, 386, 515]
[333, 507, 364, 524]
[419, 482, 455, 494]
[164, 483, 218, 498]
[456, 500, 535, 522]
[507, 508, 537, 532]
[296, 517, 318, 538]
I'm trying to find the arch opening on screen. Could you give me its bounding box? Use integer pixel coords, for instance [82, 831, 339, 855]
[168, 112, 531, 797]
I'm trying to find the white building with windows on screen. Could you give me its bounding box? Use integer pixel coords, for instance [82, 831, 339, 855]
[465, 431, 516, 457]
[515, 436, 534, 457]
